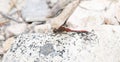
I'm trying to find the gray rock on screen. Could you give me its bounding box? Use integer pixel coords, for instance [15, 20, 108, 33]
[40, 43, 55, 56]
[2, 32, 98, 62]
[2, 25, 120, 62]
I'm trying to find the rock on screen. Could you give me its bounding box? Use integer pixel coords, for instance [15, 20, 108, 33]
[3, 37, 15, 52]
[66, 0, 120, 30]
[114, 1, 120, 23]
[2, 32, 98, 62]
[0, 35, 5, 41]
[0, 20, 9, 26]
[34, 23, 51, 33]
[5, 23, 27, 38]
[115, 8, 120, 23]
[103, 17, 119, 25]
[22, 0, 50, 22]
[80, 0, 110, 11]
[2, 25, 120, 62]
[103, 0, 120, 25]
[15, 0, 25, 10]
[90, 25, 120, 62]
[46, 0, 58, 8]
[0, 48, 4, 54]
[0, 0, 11, 13]
[67, 6, 104, 30]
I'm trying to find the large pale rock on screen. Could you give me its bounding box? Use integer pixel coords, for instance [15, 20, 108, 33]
[22, 0, 50, 22]
[67, 0, 120, 30]
[114, 1, 120, 22]
[15, 0, 25, 10]
[103, 0, 120, 25]
[2, 25, 120, 62]
[67, 6, 104, 30]
[2, 31, 98, 62]
[80, 0, 110, 11]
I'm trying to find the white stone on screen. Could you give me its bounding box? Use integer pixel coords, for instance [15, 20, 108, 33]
[2, 25, 120, 62]
[0, 47, 4, 54]
[0, 0, 11, 13]
[22, 0, 50, 22]
[90, 25, 120, 62]
[114, 1, 120, 22]
[102, 0, 120, 25]
[34, 23, 51, 33]
[3, 37, 15, 52]
[67, 0, 120, 30]
[6, 23, 27, 36]
[67, 6, 104, 30]
[2, 32, 98, 62]
[80, 0, 110, 11]
[0, 35, 5, 41]
[15, 0, 25, 10]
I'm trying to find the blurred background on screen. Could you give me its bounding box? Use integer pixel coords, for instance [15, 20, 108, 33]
[0, 0, 120, 62]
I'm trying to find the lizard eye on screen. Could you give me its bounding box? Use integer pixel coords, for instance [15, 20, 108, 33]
[55, 9, 63, 17]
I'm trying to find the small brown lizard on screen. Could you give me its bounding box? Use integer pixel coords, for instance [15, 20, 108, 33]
[49, 0, 81, 30]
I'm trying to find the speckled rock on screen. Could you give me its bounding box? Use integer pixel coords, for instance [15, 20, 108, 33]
[2, 32, 98, 62]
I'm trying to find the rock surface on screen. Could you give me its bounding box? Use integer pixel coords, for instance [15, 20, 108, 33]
[2, 31, 98, 62]
[3, 37, 15, 52]
[22, 0, 50, 22]
[5, 23, 27, 37]
[2, 25, 120, 62]
[1, 0, 120, 62]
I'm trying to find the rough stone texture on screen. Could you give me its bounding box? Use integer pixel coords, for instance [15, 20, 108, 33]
[2, 25, 120, 62]
[1, 0, 120, 62]
[2, 31, 98, 62]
